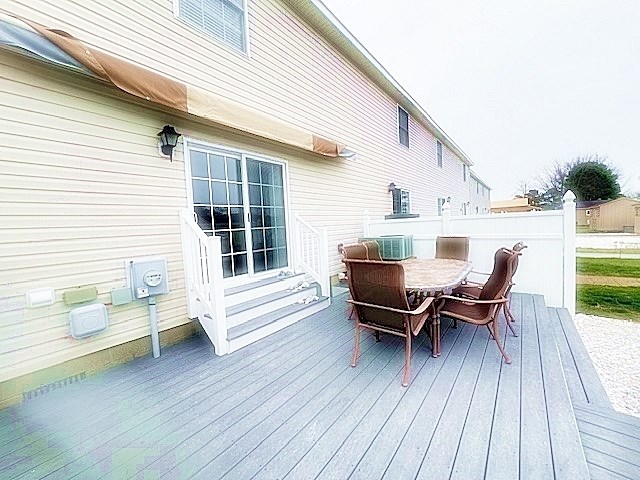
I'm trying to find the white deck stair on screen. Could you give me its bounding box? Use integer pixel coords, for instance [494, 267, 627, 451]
[180, 209, 331, 355]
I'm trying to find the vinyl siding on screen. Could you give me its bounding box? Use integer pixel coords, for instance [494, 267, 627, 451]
[1, 0, 472, 381]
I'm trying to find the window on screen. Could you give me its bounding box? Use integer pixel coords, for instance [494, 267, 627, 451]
[437, 197, 446, 216]
[436, 140, 443, 167]
[585, 209, 591, 216]
[176, 0, 247, 53]
[476, 181, 480, 194]
[392, 188, 411, 214]
[463, 164, 468, 182]
[398, 106, 409, 147]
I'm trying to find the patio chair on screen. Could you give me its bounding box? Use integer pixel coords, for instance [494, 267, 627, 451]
[435, 236, 469, 261]
[344, 259, 435, 386]
[455, 242, 526, 335]
[438, 248, 515, 363]
[340, 241, 382, 320]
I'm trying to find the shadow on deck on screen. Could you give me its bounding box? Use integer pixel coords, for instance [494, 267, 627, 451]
[0, 293, 637, 479]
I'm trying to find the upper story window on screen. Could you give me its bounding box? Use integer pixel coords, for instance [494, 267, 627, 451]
[463, 164, 468, 182]
[437, 197, 446, 216]
[476, 181, 480, 194]
[398, 106, 409, 147]
[436, 140, 443, 167]
[392, 188, 411, 214]
[175, 0, 247, 53]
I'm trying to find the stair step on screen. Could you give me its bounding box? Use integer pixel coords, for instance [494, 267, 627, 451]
[228, 296, 329, 341]
[224, 273, 307, 308]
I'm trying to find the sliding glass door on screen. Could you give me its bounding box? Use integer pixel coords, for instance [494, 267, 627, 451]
[187, 143, 288, 279]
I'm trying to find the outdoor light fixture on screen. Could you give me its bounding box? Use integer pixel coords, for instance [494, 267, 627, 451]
[388, 182, 397, 192]
[157, 125, 181, 161]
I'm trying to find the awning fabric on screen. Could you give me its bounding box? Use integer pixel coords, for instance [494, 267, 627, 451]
[0, 9, 354, 159]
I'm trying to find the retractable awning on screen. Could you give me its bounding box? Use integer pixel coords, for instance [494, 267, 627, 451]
[0, 9, 355, 159]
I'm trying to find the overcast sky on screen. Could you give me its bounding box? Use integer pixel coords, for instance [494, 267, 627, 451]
[321, 0, 640, 200]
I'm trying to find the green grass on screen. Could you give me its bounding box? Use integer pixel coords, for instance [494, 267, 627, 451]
[577, 285, 640, 321]
[576, 257, 640, 277]
[576, 226, 592, 234]
[577, 247, 640, 254]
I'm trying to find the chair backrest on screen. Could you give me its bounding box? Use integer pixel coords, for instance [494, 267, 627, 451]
[511, 241, 528, 253]
[344, 259, 409, 333]
[479, 248, 516, 301]
[340, 243, 368, 260]
[507, 242, 526, 287]
[435, 236, 470, 261]
[362, 240, 382, 261]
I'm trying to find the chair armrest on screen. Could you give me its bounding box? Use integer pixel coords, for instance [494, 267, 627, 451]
[438, 295, 509, 305]
[347, 297, 434, 315]
[470, 270, 491, 277]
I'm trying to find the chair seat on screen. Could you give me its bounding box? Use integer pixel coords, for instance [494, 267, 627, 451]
[441, 299, 491, 324]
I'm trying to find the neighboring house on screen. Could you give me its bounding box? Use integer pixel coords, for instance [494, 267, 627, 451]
[490, 197, 542, 213]
[469, 171, 491, 214]
[0, 0, 478, 404]
[576, 197, 640, 233]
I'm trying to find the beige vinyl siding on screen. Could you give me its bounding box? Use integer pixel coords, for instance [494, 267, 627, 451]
[0, 52, 190, 383]
[1, 0, 472, 380]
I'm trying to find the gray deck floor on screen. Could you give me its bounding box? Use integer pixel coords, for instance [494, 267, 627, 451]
[0, 293, 591, 479]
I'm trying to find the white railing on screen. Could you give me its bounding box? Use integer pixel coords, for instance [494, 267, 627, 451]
[364, 192, 577, 313]
[292, 211, 331, 298]
[179, 210, 228, 355]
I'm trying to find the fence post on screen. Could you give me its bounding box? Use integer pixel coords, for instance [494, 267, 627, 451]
[562, 190, 576, 315]
[319, 227, 331, 300]
[442, 200, 451, 234]
[363, 209, 371, 237]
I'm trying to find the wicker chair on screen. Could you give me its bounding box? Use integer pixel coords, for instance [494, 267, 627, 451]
[340, 241, 382, 320]
[455, 242, 526, 335]
[438, 248, 516, 363]
[435, 236, 470, 261]
[344, 259, 434, 386]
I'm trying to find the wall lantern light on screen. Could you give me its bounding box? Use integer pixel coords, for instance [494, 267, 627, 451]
[388, 182, 397, 192]
[158, 125, 181, 161]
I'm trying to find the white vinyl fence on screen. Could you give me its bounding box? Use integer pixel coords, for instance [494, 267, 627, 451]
[364, 192, 577, 312]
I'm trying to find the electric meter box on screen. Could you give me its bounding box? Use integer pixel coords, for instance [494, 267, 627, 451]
[127, 256, 169, 299]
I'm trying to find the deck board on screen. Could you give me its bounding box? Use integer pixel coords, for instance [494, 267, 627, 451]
[0, 293, 593, 479]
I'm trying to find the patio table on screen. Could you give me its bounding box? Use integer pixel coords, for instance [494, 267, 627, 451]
[400, 257, 473, 357]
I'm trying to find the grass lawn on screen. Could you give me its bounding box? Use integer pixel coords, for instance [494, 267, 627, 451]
[577, 285, 640, 321]
[577, 257, 640, 277]
[577, 247, 640, 254]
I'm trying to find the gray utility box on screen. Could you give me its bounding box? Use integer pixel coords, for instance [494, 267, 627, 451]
[127, 256, 170, 299]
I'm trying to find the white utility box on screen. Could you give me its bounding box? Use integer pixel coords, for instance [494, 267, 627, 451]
[69, 303, 108, 339]
[127, 256, 169, 299]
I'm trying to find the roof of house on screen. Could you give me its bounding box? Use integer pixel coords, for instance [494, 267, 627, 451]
[470, 171, 491, 189]
[490, 197, 541, 211]
[577, 197, 640, 209]
[286, 0, 472, 166]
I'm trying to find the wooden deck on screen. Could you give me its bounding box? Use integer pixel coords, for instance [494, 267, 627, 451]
[0, 292, 632, 479]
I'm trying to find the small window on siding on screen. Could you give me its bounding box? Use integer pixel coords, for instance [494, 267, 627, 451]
[436, 140, 443, 167]
[437, 197, 446, 216]
[585, 209, 591, 216]
[398, 106, 409, 147]
[392, 188, 411, 214]
[476, 181, 480, 194]
[176, 0, 247, 53]
[463, 164, 468, 182]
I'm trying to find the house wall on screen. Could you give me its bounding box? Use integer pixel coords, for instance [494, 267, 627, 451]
[576, 208, 591, 227]
[469, 176, 490, 214]
[596, 199, 638, 232]
[0, 0, 472, 387]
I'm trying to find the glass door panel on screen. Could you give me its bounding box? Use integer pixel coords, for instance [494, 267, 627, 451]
[191, 150, 247, 278]
[247, 158, 288, 274]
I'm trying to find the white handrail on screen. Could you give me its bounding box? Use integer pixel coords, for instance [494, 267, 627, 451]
[292, 211, 331, 298]
[179, 210, 228, 355]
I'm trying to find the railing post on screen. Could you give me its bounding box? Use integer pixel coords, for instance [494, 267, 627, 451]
[563, 190, 577, 315]
[292, 211, 302, 274]
[319, 227, 331, 299]
[208, 234, 229, 355]
[363, 209, 371, 237]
